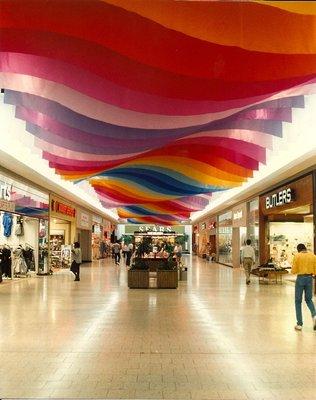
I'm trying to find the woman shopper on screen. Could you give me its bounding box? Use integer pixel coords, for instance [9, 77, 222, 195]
[71, 241, 82, 281]
[291, 243, 316, 331]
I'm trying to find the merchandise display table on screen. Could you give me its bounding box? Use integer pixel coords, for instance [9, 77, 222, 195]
[257, 268, 287, 285]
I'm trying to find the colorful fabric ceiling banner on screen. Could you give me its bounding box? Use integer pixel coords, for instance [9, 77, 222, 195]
[0, 0, 315, 224]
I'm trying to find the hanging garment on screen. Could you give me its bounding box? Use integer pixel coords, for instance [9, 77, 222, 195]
[2, 213, 13, 237]
[15, 216, 24, 236]
[13, 247, 27, 275]
[23, 247, 35, 271]
[0, 247, 12, 277]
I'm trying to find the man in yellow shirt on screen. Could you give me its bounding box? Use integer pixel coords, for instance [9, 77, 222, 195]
[291, 243, 316, 331]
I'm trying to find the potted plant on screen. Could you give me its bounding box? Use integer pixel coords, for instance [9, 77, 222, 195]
[128, 258, 149, 288]
[135, 236, 153, 258]
[157, 255, 178, 289]
[122, 234, 133, 245]
[175, 234, 189, 252]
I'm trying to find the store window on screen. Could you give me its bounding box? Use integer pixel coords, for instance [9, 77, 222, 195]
[198, 220, 208, 256]
[269, 220, 313, 267]
[50, 196, 76, 269]
[218, 211, 233, 266]
[50, 221, 70, 268]
[0, 172, 49, 279]
[259, 174, 314, 265]
[92, 215, 103, 260]
[247, 199, 259, 263]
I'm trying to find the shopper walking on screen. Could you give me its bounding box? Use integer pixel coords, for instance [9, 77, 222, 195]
[71, 241, 82, 281]
[173, 243, 183, 265]
[126, 242, 134, 267]
[122, 243, 128, 259]
[113, 241, 121, 265]
[291, 243, 316, 331]
[241, 239, 255, 285]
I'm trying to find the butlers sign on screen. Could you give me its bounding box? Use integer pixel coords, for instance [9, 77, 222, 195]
[265, 188, 294, 210]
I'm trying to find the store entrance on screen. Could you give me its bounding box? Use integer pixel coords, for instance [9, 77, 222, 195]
[50, 218, 72, 269]
[268, 205, 314, 267]
[209, 234, 216, 256]
[77, 229, 92, 262]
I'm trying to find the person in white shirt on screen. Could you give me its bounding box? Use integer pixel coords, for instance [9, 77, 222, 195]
[71, 242, 82, 281]
[241, 239, 256, 285]
[122, 243, 128, 259]
[126, 242, 134, 267]
[174, 244, 183, 265]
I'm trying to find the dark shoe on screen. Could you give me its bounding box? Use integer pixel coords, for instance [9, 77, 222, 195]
[246, 280, 250, 285]
[74, 278, 80, 281]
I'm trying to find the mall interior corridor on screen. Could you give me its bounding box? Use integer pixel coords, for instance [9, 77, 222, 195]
[0, 256, 315, 400]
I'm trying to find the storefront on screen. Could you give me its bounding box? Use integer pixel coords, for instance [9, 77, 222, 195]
[102, 219, 112, 241]
[50, 194, 76, 269]
[208, 218, 217, 258]
[230, 200, 259, 268]
[196, 217, 217, 258]
[259, 174, 314, 266]
[232, 203, 247, 268]
[0, 171, 49, 279]
[92, 214, 103, 259]
[192, 224, 198, 254]
[215, 199, 259, 268]
[198, 220, 208, 256]
[218, 211, 233, 266]
[247, 198, 259, 264]
[119, 224, 191, 253]
[76, 208, 92, 262]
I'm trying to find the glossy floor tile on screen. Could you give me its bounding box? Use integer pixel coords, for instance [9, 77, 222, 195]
[0, 256, 315, 399]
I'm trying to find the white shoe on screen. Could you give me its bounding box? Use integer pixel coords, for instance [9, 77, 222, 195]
[294, 325, 302, 331]
[313, 316, 316, 331]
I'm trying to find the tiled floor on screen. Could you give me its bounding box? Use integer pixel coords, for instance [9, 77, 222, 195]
[0, 256, 315, 399]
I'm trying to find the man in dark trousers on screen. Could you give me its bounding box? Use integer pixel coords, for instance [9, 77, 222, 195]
[291, 243, 316, 331]
[71, 242, 82, 281]
[113, 242, 121, 265]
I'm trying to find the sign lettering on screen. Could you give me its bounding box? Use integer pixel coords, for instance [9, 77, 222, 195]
[139, 225, 171, 233]
[0, 199, 15, 212]
[51, 199, 76, 218]
[265, 188, 293, 209]
[233, 210, 243, 220]
[0, 183, 12, 201]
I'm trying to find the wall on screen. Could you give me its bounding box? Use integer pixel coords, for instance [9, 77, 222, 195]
[77, 229, 92, 262]
[76, 208, 93, 261]
[116, 224, 125, 239]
